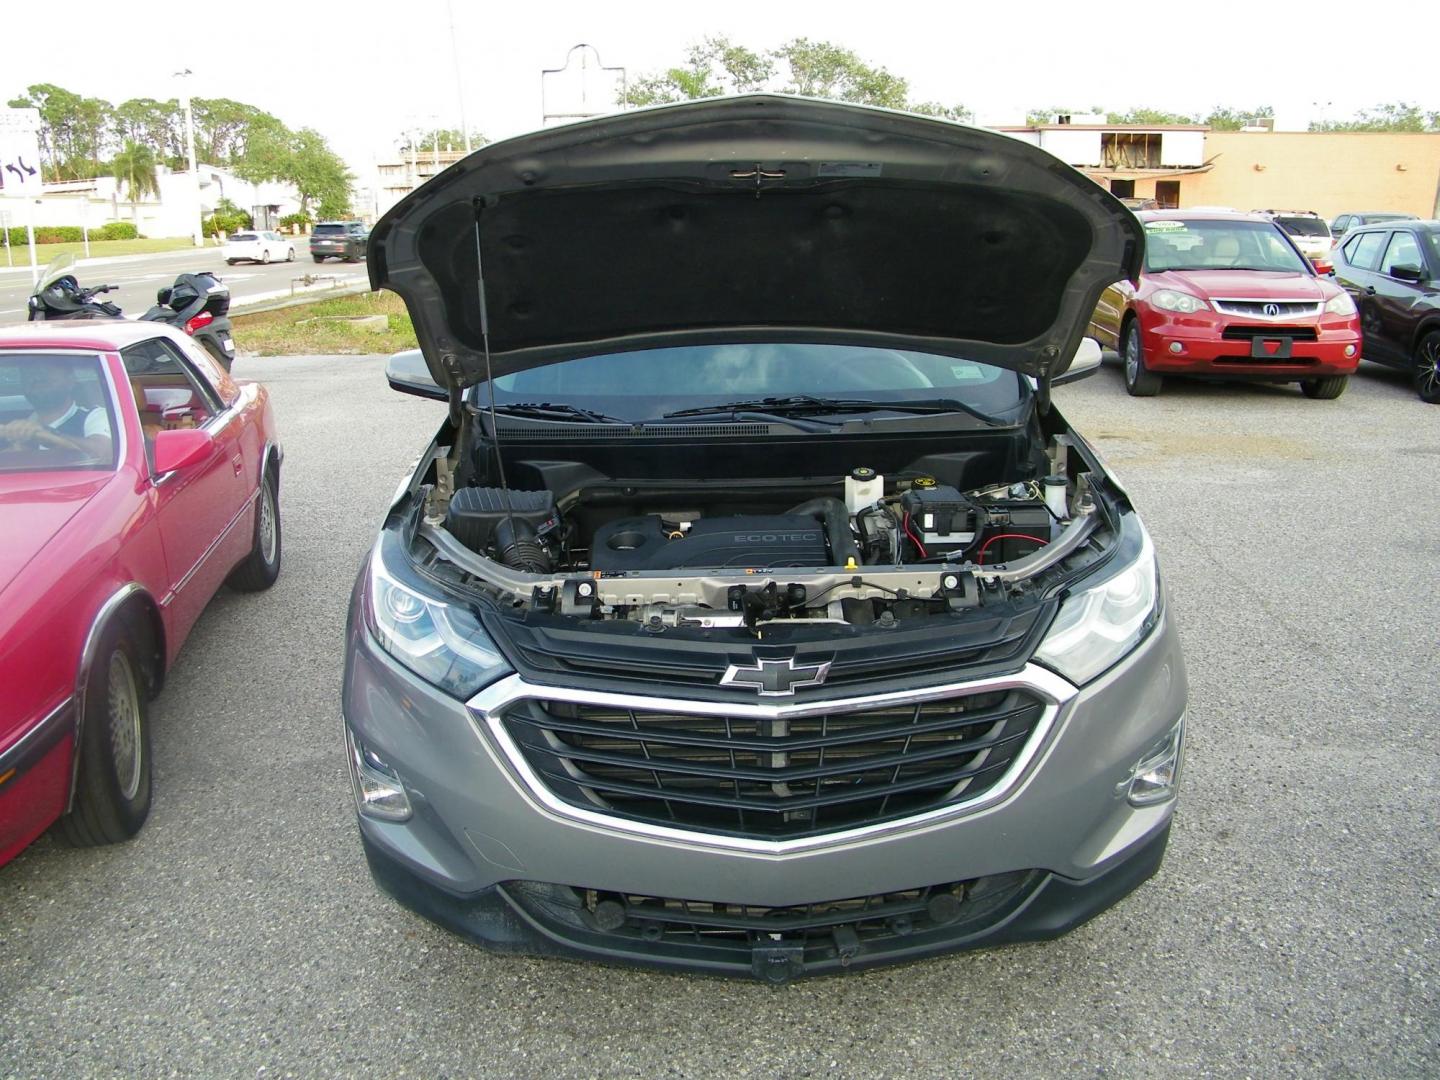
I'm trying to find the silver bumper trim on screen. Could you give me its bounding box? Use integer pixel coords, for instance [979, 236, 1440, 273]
[465, 664, 1077, 855]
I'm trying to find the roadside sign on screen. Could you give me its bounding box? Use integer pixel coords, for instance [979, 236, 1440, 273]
[0, 108, 43, 195]
[0, 109, 43, 282]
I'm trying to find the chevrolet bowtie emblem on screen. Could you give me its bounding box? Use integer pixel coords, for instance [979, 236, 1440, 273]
[720, 657, 830, 696]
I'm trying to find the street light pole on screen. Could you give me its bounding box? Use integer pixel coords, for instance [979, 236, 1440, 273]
[175, 69, 203, 247]
[446, 0, 471, 153]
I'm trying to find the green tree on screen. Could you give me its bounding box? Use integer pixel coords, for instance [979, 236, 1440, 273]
[622, 35, 775, 107]
[236, 125, 353, 217]
[7, 83, 113, 180]
[112, 140, 159, 227]
[113, 97, 184, 167]
[1310, 102, 1440, 132]
[1203, 105, 1273, 131]
[775, 38, 908, 108]
[1106, 107, 1200, 126]
[191, 98, 286, 164]
[910, 102, 975, 123]
[619, 36, 964, 118]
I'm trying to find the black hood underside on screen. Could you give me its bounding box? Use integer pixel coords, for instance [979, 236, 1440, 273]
[369, 95, 1143, 391]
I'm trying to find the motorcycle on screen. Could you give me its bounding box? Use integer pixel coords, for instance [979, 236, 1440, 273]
[28, 254, 238, 372]
[25, 254, 122, 318]
[141, 272, 235, 371]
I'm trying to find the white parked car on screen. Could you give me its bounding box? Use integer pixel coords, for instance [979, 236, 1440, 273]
[224, 230, 295, 265]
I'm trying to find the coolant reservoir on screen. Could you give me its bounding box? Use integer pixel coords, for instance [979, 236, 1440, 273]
[845, 467, 883, 514]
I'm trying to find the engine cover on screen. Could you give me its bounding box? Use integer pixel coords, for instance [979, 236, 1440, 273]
[592, 515, 829, 572]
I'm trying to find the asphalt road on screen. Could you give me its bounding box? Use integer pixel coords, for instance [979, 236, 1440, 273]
[0, 245, 367, 325]
[1, 357, 1435, 1078]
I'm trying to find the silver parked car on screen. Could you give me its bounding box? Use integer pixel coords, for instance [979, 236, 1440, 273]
[344, 95, 1187, 982]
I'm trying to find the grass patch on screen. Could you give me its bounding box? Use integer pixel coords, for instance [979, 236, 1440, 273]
[231, 291, 417, 355]
[1, 237, 220, 263]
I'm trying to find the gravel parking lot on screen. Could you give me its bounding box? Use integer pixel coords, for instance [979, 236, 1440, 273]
[1, 355, 1435, 1078]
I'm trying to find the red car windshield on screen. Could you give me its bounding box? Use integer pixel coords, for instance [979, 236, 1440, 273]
[0, 353, 117, 473]
[1144, 219, 1310, 274]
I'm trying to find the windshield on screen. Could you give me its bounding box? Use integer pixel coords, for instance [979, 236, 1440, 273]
[34, 253, 78, 294]
[0, 353, 118, 472]
[231, 233, 258, 242]
[1144, 219, 1310, 274]
[1274, 216, 1330, 238]
[477, 343, 1028, 423]
[314, 224, 346, 235]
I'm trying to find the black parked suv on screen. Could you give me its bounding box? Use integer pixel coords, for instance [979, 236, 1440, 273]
[1331, 219, 1440, 403]
[310, 220, 368, 263]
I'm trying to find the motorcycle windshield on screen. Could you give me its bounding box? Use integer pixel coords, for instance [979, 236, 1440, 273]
[34, 253, 78, 294]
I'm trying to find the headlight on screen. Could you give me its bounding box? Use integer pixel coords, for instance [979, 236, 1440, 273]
[363, 538, 510, 697]
[1035, 524, 1161, 684]
[1324, 292, 1356, 316]
[1150, 289, 1208, 314]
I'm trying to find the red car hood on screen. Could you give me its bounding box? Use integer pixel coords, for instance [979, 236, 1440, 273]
[1148, 269, 1330, 300]
[0, 473, 109, 595]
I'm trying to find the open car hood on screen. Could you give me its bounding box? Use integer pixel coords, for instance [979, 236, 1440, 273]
[369, 94, 1143, 392]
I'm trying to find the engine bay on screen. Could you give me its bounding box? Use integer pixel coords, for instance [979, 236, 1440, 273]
[411, 431, 1111, 631]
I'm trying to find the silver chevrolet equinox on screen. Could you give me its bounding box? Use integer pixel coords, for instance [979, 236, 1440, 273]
[344, 95, 1187, 983]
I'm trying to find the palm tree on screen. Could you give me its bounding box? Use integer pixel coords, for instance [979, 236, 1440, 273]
[112, 140, 159, 229]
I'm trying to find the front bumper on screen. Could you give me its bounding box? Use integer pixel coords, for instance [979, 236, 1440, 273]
[1139, 310, 1360, 378]
[342, 593, 1188, 978]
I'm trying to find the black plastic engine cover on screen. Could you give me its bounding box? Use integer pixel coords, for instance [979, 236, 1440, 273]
[592, 515, 828, 572]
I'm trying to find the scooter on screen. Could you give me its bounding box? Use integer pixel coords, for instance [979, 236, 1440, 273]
[27, 254, 238, 372]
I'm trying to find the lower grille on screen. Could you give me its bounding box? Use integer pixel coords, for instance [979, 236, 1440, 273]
[499, 687, 1048, 839]
[502, 871, 1038, 979]
[1220, 325, 1319, 341]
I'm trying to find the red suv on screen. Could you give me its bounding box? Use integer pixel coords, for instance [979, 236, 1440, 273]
[1088, 211, 1362, 398]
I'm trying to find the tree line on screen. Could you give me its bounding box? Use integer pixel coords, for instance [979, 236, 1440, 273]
[6, 83, 353, 218]
[624, 38, 1439, 134]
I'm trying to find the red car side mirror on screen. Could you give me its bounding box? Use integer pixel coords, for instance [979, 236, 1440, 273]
[152, 428, 215, 474]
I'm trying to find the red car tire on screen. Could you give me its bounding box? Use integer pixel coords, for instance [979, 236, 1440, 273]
[58, 623, 153, 847]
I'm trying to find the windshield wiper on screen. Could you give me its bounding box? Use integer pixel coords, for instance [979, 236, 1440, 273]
[484, 401, 628, 424]
[662, 395, 1005, 426]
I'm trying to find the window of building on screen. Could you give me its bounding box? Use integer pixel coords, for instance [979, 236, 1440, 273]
[1155, 180, 1180, 208]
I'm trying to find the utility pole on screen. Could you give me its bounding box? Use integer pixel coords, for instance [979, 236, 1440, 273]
[446, 0, 471, 153]
[175, 68, 203, 247]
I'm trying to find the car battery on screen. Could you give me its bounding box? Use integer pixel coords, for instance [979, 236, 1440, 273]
[976, 500, 1052, 563]
[899, 483, 979, 555]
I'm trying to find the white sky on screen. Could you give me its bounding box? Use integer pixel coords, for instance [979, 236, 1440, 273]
[6, 0, 1436, 181]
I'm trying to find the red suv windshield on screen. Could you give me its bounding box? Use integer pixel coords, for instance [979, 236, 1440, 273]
[1144, 219, 1309, 274]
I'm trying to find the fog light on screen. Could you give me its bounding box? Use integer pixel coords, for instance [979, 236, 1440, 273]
[346, 727, 412, 821]
[1344, 344, 1356, 357]
[1125, 717, 1184, 806]
[1168, 341, 1184, 354]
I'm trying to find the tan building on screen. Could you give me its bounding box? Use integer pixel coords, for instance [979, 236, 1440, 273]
[999, 123, 1440, 219]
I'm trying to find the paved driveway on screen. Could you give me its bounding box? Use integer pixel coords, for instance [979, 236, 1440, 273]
[1, 356, 1435, 1078]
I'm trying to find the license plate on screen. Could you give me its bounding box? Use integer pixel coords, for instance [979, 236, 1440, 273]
[1250, 336, 1293, 359]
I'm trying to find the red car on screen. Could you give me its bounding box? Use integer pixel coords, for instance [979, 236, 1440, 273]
[1089, 211, 1362, 399]
[0, 322, 281, 866]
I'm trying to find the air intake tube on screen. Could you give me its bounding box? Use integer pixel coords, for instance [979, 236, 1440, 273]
[494, 517, 552, 573]
[788, 497, 863, 568]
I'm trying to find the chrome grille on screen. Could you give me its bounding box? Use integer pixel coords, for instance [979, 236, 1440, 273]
[1211, 299, 1322, 319]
